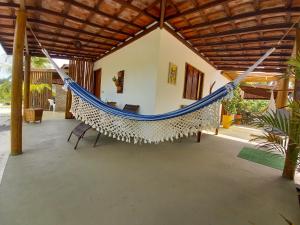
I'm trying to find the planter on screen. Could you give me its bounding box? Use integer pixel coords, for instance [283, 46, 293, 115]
[222, 115, 234, 129]
[24, 108, 43, 123]
[234, 114, 242, 125]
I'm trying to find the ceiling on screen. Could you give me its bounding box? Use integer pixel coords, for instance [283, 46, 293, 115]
[0, 0, 299, 73]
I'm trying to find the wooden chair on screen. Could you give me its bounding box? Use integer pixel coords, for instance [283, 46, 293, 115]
[94, 104, 140, 147]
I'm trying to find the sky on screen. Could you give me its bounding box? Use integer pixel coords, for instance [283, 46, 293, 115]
[0, 44, 69, 79]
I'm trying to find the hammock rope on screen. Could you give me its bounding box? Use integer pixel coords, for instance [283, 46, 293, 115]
[27, 22, 298, 143]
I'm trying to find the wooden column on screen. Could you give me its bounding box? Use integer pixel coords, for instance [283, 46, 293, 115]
[23, 54, 31, 111]
[10, 10, 27, 156]
[275, 77, 289, 109]
[282, 23, 300, 180]
[65, 90, 74, 119]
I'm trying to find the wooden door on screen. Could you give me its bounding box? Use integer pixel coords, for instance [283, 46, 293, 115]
[183, 64, 204, 100]
[94, 69, 101, 98]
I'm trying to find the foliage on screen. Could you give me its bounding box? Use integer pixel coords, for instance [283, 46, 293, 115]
[287, 52, 300, 79]
[31, 57, 50, 69]
[0, 78, 11, 104]
[222, 87, 243, 115]
[250, 101, 300, 167]
[241, 100, 269, 113]
[30, 83, 51, 93]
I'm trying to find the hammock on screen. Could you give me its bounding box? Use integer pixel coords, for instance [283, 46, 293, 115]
[29, 22, 296, 144]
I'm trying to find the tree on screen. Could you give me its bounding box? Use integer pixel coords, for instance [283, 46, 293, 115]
[31, 57, 50, 69]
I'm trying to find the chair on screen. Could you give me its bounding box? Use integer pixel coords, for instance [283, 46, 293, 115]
[48, 99, 55, 111]
[67, 122, 92, 149]
[93, 104, 140, 147]
[68, 101, 120, 149]
[123, 104, 140, 113]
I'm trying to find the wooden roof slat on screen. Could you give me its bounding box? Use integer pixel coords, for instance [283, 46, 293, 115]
[60, 0, 144, 30]
[194, 36, 295, 47]
[0, 0, 297, 73]
[165, 0, 230, 21]
[0, 14, 123, 42]
[187, 23, 294, 40]
[176, 7, 300, 32]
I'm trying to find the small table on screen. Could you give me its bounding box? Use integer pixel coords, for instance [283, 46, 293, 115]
[24, 108, 43, 123]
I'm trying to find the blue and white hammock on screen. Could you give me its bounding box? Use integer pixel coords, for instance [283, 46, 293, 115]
[41, 46, 276, 144]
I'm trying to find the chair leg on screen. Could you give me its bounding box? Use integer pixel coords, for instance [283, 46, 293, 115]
[74, 136, 81, 150]
[67, 132, 73, 142]
[197, 131, 202, 143]
[94, 132, 101, 147]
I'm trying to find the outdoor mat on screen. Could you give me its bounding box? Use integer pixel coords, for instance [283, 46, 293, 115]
[238, 147, 285, 170]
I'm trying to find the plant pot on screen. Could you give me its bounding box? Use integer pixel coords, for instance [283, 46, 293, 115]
[234, 114, 242, 125]
[222, 115, 234, 129]
[24, 108, 43, 123]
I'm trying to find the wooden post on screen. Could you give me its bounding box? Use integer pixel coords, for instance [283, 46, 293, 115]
[65, 90, 74, 119]
[10, 10, 27, 156]
[282, 23, 300, 180]
[23, 54, 31, 111]
[159, 0, 166, 29]
[275, 76, 289, 109]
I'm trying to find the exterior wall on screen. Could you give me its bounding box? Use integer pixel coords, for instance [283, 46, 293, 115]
[154, 29, 229, 114]
[94, 29, 160, 115]
[94, 28, 230, 114]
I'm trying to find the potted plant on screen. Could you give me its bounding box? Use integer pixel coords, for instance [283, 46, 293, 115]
[112, 76, 123, 93]
[222, 99, 237, 128]
[24, 83, 51, 123]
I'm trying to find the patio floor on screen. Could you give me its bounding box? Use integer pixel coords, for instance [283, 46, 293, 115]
[0, 113, 299, 225]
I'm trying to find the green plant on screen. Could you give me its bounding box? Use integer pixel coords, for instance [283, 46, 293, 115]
[31, 57, 50, 69]
[222, 87, 243, 115]
[30, 83, 51, 107]
[0, 78, 11, 104]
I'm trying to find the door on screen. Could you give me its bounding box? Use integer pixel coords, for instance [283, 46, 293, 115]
[94, 69, 101, 98]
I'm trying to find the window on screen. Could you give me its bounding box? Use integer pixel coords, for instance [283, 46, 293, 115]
[183, 63, 204, 100]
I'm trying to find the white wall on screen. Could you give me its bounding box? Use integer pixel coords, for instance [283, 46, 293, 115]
[154, 29, 229, 114]
[94, 28, 230, 114]
[94, 29, 160, 114]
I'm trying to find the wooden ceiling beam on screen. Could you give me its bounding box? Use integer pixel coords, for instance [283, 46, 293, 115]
[215, 63, 286, 68]
[159, 0, 167, 29]
[218, 67, 286, 73]
[112, 0, 157, 20]
[194, 36, 295, 47]
[0, 38, 107, 54]
[0, 32, 111, 51]
[4, 44, 99, 58]
[212, 59, 287, 63]
[0, 15, 124, 42]
[0, 24, 115, 48]
[207, 53, 290, 57]
[0, 2, 133, 36]
[198, 45, 293, 53]
[165, 0, 230, 21]
[176, 7, 300, 32]
[187, 23, 294, 40]
[59, 0, 143, 30]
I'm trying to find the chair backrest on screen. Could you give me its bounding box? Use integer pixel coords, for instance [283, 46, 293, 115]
[123, 104, 139, 113]
[48, 99, 54, 105]
[107, 101, 117, 107]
